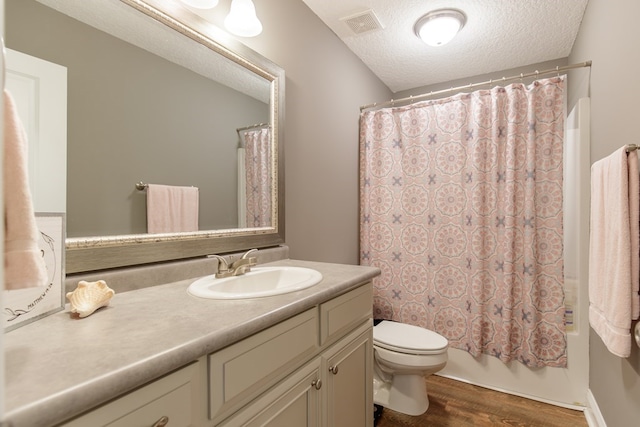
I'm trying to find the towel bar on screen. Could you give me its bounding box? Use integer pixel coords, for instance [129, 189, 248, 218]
[626, 144, 639, 152]
[136, 182, 195, 190]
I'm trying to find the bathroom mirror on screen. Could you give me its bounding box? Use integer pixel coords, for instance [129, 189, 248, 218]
[6, 0, 284, 273]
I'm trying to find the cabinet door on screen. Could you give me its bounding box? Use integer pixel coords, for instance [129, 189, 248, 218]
[209, 308, 319, 422]
[323, 322, 373, 427]
[219, 357, 322, 427]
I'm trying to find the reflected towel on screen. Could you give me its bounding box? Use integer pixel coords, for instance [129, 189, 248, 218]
[3, 89, 48, 290]
[588, 146, 640, 357]
[146, 184, 199, 234]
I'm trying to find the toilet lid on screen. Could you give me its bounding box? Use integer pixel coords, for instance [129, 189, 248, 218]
[374, 320, 448, 355]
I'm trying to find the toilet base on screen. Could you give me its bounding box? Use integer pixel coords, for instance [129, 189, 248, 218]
[373, 374, 429, 416]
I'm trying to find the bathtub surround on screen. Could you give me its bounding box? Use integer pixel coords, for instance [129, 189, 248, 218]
[361, 77, 567, 368]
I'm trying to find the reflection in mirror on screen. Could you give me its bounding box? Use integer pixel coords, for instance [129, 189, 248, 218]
[237, 124, 272, 228]
[5, 0, 284, 273]
[8, 0, 271, 236]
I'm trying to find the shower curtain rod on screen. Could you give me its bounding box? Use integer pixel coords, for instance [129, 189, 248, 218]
[360, 60, 592, 111]
[236, 122, 269, 135]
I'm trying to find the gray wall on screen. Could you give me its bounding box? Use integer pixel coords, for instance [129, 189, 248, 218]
[7, 0, 268, 237]
[237, 0, 393, 264]
[569, 0, 640, 425]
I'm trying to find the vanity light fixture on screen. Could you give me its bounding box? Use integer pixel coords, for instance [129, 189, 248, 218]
[179, 0, 219, 9]
[414, 9, 466, 47]
[224, 0, 263, 37]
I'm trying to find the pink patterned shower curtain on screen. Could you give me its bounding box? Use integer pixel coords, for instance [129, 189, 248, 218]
[360, 77, 566, 367]
[244, 128, 272, 227]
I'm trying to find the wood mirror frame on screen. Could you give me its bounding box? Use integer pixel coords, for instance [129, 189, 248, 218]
[61, 0, 285, 273]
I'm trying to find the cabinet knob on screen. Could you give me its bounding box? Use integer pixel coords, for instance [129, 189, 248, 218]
[311, 379, 322, 390]
[152, 416, 169, 427]
[329, 365, 339, 375]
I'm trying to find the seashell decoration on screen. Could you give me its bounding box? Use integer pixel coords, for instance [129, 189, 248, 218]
[66, 280, 115, 318]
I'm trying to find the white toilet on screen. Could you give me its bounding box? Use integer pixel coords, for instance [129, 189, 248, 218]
[373, 320, 449, 416]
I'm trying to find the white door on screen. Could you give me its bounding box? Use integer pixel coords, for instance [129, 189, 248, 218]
[5, 48, 67, 213]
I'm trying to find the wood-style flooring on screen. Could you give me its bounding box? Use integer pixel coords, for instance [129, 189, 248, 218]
[375, 375, 588, 427]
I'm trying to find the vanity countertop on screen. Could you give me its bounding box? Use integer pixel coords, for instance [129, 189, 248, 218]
[1, 259, 380, 427]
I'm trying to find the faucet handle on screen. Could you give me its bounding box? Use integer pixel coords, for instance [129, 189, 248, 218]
[241, 248, 258, 259]
[229, 249, 258, 274]
[207, 254, 230, 277]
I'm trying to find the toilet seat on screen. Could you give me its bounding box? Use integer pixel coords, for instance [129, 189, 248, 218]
[374, 320, 448, 355]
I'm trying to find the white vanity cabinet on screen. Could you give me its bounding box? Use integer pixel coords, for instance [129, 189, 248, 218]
[57, 283, 373, 427]
[212, 283, 374, 427]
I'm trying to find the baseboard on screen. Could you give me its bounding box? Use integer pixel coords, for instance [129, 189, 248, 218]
[584, 389, 607, 427]
[436, 373, 586, 411]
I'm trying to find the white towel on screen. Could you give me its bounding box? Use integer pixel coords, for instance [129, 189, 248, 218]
[3, 89, 48, 290]
[146, 184, 199, 234]
[588, 146, 640, 357]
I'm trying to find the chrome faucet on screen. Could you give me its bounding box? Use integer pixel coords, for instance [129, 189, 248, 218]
[209, 249, 258, 278]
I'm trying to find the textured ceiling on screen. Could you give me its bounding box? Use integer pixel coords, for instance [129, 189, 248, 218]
[301, 0, 589, 93]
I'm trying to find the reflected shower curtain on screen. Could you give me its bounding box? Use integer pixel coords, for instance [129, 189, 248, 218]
[360, 77, 567, 367]
[244, 128, 272, 227]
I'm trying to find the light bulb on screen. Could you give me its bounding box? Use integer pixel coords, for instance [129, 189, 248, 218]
[225, 0, 263, 37]
[415, 10, 466, 47]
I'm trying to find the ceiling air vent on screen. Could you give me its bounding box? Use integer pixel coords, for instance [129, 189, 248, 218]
[340, 10, 383, 35]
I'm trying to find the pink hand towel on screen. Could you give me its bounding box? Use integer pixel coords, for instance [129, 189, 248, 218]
[3, 89, 48, 290]
[588, 146, 640, 357]
[146, 184, 199, 234]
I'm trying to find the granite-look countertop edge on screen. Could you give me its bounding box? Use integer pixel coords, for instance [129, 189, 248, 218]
[2, 259, 380, 427]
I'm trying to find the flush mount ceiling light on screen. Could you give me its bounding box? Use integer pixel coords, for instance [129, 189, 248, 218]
[179, 0, 219, 9]
[414, 9, 466, 47]
[224, 0, 263, 37]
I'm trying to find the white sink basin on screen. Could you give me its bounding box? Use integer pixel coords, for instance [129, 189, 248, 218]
[187, 266, 323, 299]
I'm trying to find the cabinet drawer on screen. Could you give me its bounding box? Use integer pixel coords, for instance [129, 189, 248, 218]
[320, 283, 372, 346]
[62, 362, 200, 427]
[209, 308, 319, 422]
